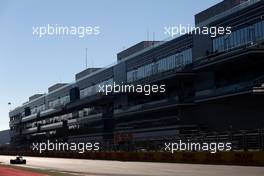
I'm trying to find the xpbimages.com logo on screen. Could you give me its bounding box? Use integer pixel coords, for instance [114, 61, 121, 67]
[164, 24, 232, 38]
[164, 140, 232, 153]
[32, 24, 100, 38]
[31, 140, 100, 153]
[97, 82, 166, 96]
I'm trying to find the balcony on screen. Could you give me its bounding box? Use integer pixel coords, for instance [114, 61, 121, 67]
[114, 99, 170, 115]
[114, 97, 192, 117]
[9, 118, 21, 126]
[194, 40, 264, 70]
[195, 81, 255, 102]
[41, 122, 63, 131]
[22, 127, 37, 134]
[21, 113, 37, 123]
[39, 108, 57, 117]
[68, 113, 103, 125]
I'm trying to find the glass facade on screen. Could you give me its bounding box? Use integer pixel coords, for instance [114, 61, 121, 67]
[31, 104, 45, 114]
[213, 20, 264, 52]
[127, 48, 192, 83]
[80, 78, 114, 99]
[48, 95, 70, 108]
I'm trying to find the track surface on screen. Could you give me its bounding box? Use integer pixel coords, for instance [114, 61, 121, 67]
[1, 155, 264, 176]
[0, 165, 46, 176]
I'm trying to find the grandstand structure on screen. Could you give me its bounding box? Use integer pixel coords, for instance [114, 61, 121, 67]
[9, 0, 264, 151]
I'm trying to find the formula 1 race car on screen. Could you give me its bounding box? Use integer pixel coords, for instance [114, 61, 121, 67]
[10, 156, 26, 164]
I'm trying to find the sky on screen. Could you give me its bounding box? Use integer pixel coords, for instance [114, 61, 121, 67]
[0, 0, 221, 131]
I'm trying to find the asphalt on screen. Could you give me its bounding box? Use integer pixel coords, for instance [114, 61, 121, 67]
[1, 155, 264, 176]
[0, 165, 47, 176]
